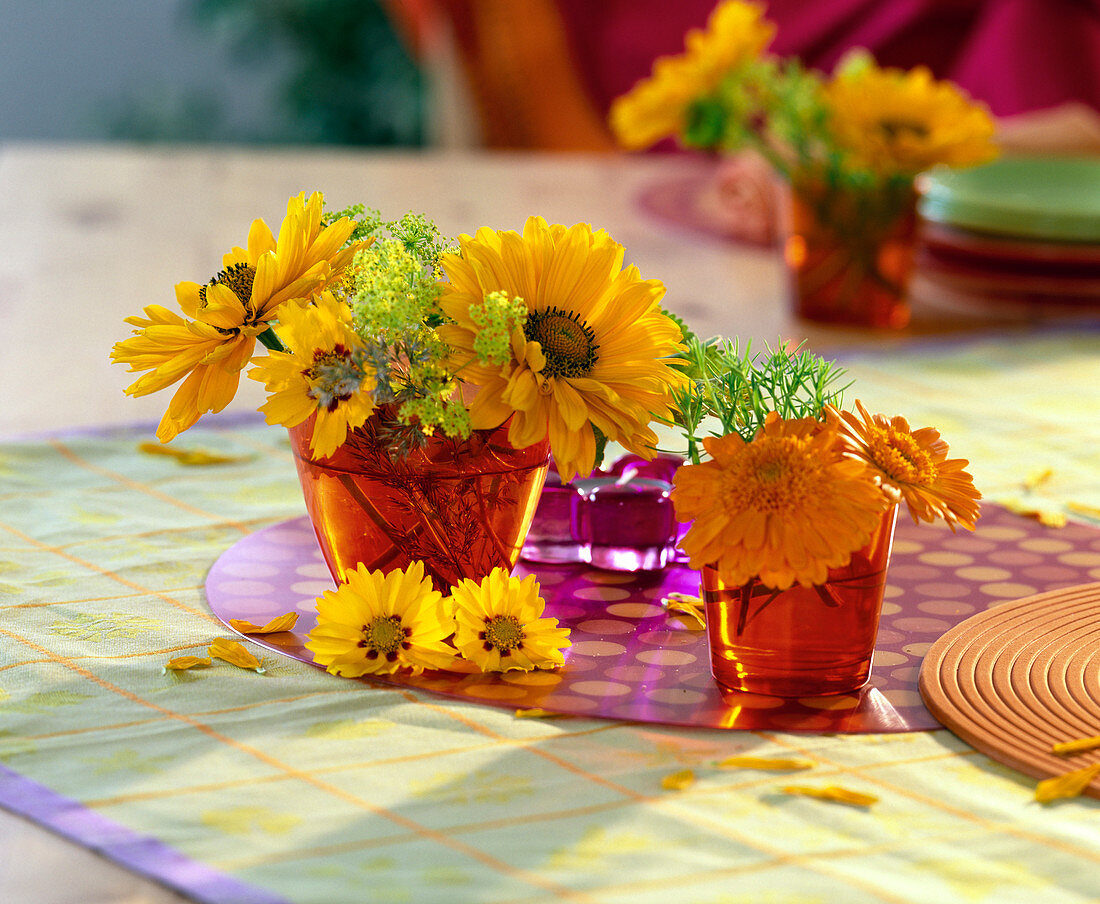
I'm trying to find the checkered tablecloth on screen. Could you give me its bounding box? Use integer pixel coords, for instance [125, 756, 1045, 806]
[3, 328, 1100, 904]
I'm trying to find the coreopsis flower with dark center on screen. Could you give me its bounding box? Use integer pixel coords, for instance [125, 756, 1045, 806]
[306, 561, 457, 677]
[450, 569, 570, 672]
[248, 293, 376, 459]
[111, 191, 368, 442]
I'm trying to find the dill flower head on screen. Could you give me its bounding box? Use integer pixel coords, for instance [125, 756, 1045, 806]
[825, 52, 997, 176]
[834, 400, 981, 531]
[111, 191, 366, 442]
[437, 216, 687, 482]
[341, 213, 471, 444]
[305, 560, 457, 678]
[450, 569, 571, 672]
[610, 0, 775, 150]
[672, 412, 887, 590]
[248, 292, 377, 459]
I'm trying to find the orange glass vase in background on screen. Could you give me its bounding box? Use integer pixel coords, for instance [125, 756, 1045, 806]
[289, 411, 551, 593]
[784, 180, 918, 329]
[702, 506, 898, 697]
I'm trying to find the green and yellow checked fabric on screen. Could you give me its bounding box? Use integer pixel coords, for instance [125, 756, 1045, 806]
[2, 328, 1100, 904]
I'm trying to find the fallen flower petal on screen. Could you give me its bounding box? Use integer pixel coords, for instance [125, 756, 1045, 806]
[514, 708, 570, 719]
[716, 755, 815, 771]
[1001, 498, 1067, 528]
[138, 441, 250, 466]
[661, 769, 696, 791]
[1067, 502, 1100, 521]
[1052, 736, 1100, 756]
[209, 638, 265, 672]
[1035, 763, 1100, 803]
[1023, 467, 1053, 491]
[781, 785, 878, 807]
[230, 613, 299, 634]
[164, 655, 211, 671]
[663, 594, 707, 630]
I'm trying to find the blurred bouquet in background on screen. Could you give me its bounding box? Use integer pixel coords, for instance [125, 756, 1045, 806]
[610, 0, 999, 328]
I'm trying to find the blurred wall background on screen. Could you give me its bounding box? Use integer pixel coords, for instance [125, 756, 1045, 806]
[3, 0, 1097, 152]
[0, 0, 424, 145]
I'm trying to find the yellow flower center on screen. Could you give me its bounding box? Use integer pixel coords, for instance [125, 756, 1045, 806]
[360, 615, 409, 662]
[877, 118, 930, 142]
[480, 615, 525, 655]
[524, 307, 599, 379]
[198, 263, 256, 311]
[865, 426, 936, 487]
[723, 436, 819, 514]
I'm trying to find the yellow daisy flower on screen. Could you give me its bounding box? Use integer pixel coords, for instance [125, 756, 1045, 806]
[825, 54, 997, 175]
[451, 569, 570, 672]
[834, 400, 981, 531]
[610, 0, 775, 149]
[672, 412, 887, 590]
[437, 216, 687, 482]
[112, 191, 366, 442]
[248, 292, 376, 459]
[305, 560, 457, 677]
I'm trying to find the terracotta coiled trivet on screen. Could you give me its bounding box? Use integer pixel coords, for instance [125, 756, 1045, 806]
[919, 582, 1100, 798]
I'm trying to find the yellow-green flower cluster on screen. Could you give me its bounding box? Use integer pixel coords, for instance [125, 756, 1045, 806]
[470, 291, 528, 367]
[329, 212, 480, 444]
[396, 373, 471, 438]
[349, 238, 438, 336]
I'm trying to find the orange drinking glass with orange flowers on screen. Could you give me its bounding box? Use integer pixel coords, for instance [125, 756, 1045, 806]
[701, 505, 898, 696]
[672, 395, 979, 698]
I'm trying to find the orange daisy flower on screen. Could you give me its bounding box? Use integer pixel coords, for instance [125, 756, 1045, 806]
[833, 400, 981, 531]
[672, 412, 886, 590]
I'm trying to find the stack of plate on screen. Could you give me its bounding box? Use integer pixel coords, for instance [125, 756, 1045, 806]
[917, 156, 1100, 315]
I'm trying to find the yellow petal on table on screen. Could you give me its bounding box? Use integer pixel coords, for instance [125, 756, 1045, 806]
[209, 638, 266, 673]
[1035, 763, 1100, 803]
[1001, 498, 1067, 528]
[1023, 467, 1054, 491]
[662, 593, 706, 630]
[229, 613, 299, 634]
[1052, 735, 1100, 756]
[138, 441, 251, 466]
[661, 769, 696, 791]
[1067, 502, 1100, 521]
[513, 708, 571, 719]
[781, 785, 878, 807]
[163, 655, 211, 672]
[716, 755, 815, 772]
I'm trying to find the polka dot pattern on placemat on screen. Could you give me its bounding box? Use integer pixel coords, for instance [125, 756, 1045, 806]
[205, 504, 1100, 734]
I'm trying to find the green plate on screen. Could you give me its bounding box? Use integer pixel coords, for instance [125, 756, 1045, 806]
[918, 156, 1100, 243]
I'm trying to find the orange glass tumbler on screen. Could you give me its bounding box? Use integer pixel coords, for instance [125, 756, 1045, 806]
[702, 506, 898, 696]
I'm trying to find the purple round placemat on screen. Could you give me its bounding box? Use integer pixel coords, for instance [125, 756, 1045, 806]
[205, 504, 1100, 733]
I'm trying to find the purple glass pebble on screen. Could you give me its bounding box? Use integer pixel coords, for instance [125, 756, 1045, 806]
[578, 477, 678, 571]
[610, 453, 689, 564]
[608, 452, 684, 483]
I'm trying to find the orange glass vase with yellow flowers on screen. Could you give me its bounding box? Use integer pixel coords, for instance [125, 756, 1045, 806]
[670, 343, 981, 697]
[288, 410, 550, 594]
[784, 179, 918, 330]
